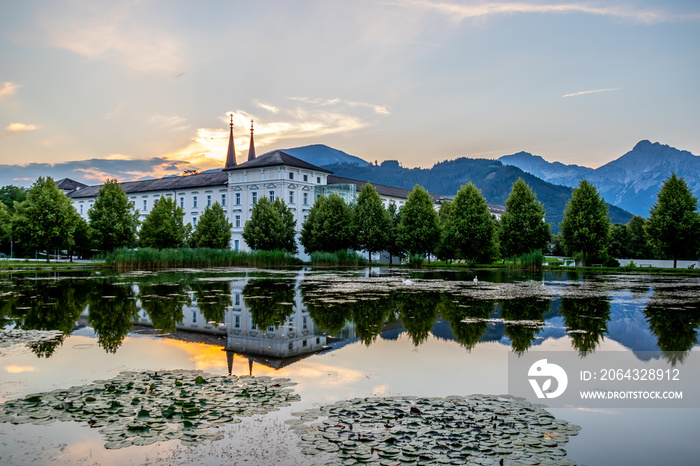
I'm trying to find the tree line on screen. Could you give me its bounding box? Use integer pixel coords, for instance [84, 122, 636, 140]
[1, 174, 698, 267]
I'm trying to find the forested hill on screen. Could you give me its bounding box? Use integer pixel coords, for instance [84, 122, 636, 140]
[323, 158, 634, 231]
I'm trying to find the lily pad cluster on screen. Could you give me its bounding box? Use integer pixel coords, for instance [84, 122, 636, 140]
[0, 370, 299, 449]
[0, 328, 63, 351]
[286, 395, 580, 465]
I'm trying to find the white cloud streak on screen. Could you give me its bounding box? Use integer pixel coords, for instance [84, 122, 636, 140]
[563, 87, 623, 97]
[5, 123, 37, 133]
[148, 115, 189, 131]
[289, 97, 391, 115]
[0, 82, 20, 99]
[393, 0, 700, 24]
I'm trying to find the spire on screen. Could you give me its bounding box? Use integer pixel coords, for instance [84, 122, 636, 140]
[225, 114, 237, 169]
[247, 119, 256, 162]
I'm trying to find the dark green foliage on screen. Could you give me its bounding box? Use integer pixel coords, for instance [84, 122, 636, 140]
[72, 216, 93, 258]
[559, 180, 610, 266]
[243, 280, 295, 330]
[242, 197, 297, 253]
[397, 185, 440, 257]
[396, 292, 440, 346]
[0, 185, 27, 213]
[88, 180, 140, 251]
[191, 281, 231, 324]
[0, 202, 10, 249]
[191, 202, 232, 249]
[559, 297, 611, 356]
[434, 201, 456, 262]
[608, 224, 630, 258]
[304, 299, 348, 335]
[626, 216, 653, 259]
[385, 203, 402, 264]
[442, 183, 498, 263]
[354, 183, 391, 263]
[499, 178, 550, 257]
[139, 196, 188, 249]
[12, 177, 81, 261]
[645, 174, 700, 268]
[324, 159, 634, 231]
[351, 295, 394, 346]
[300, 193, 354, 253]
[439, 297, 494, 351]
[507, 250, 545, 270]
[549, 233, 566, 256]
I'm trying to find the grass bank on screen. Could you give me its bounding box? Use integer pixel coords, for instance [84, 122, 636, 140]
[104, 247, 302, 270]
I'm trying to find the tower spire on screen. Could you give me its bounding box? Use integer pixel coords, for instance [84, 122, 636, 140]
[247, 119, 256, 162]
[225, 114, 237, 169]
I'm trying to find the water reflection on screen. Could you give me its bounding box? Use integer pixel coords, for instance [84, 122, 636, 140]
[1, 270, 700, 367]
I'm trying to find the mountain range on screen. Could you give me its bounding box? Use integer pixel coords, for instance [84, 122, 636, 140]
[499, 140, 700, 217]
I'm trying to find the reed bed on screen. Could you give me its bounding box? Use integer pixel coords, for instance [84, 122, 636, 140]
[309, 250, 367, 266]
[105, 247, 301, 270]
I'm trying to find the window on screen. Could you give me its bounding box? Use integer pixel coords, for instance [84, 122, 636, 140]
[235, 215, 241, 228]
[193, 196, 198, 208]
[251, 192, 257, 204]
[269, 190, 275, 202]
[234, 314, 240, 328]
[143, 199, 147, 211]
[303, 317, 307, 329]
[192, 216, 197, 226]
[179, 197, 184, 208]
[234, 239, 239, 251]
[289, 191, 294, 204]
[316, 177, 321, 184]
[235, 192, 241, 205]
[89, 203, 93, 210]
[303, 174, 308, 182]
[235, 293, 240, 306]
[303, 192, 309, 206]
[206, 194, 212, 207]
[289, 172, 294, 180]
[192, 311, 197, 324]
[303, 215, 308, 223]
[79, 204, 83, 215]
[221, 193, 227, 207]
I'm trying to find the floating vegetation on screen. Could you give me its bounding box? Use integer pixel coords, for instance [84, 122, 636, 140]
[0, 328, 64, 352]
[288, 395, 580, 465]
[0, 370, 300, 449]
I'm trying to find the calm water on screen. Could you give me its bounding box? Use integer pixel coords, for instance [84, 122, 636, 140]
[1, 267, 699, 465]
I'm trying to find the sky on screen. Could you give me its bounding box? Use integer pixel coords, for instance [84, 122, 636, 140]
[1, 0, 699, 187]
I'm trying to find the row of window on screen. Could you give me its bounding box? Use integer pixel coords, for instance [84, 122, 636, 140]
[287, 173, 321, 184]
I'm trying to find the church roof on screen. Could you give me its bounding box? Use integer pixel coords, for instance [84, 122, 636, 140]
[55, 178, 88, 191]
[223, 150, 332, 173]
[225, 115, 237, 169]
[66, 171, 228, 199]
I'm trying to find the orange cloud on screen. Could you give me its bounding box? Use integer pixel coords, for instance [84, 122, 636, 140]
[6, 123, 37, 133]
[0, 82, 20, 98]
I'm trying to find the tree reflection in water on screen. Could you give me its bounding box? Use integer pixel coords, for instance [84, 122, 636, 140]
[644, 296, 700, 365]
[243, 280, 295, 330]
[396, 292, 441, 346]
[87, 283, 138, 354]
[191, 280, 232, 325]
[560, 297, 611, 356]
[501, 298, 549, 354]
[139, 282, 191, 334]
[439, 296, 494, 351]
[351, 295, 394, 346]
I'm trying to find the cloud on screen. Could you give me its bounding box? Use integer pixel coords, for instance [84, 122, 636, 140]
[38, 3, 183, 74]
[289, 97, 391, 115]
[393, 0, 700, 24]
[563, 87, 623, 97]
[0, 82, 20, 99]
[148, 115, 189, 131]
[5, 123, 37, 133]
[253, 101, 280, 114]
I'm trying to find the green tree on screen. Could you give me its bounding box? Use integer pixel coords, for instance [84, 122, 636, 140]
[608, 224, 630, 259]
[559, 180, 610, 266]
[499, 178, 550, 257]
[626, 216, 652, 259]
[300, 193, 355, 253]
[242, 197, 297, 253]
[385, 203, 402, 264]
[0, 202, 11, 250]
[88, 179, 140, 252]
[645, 174, 700, 268]
[354, 183, 391, 263]
[139, 196, 188, 249]
[191, 202, 232, 249]
[13, 177, 81, 261]
[397, 185, 441, 259]
[443, 182, 497, 263]
[0, 185, 27, 213]
[434, 201, 456, 263]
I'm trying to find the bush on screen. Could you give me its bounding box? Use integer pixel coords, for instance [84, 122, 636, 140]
[408, 253, 425, 269]
[507, 250, 545, 270]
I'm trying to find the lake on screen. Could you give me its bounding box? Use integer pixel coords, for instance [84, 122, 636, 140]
[1, 267, 699, 465]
